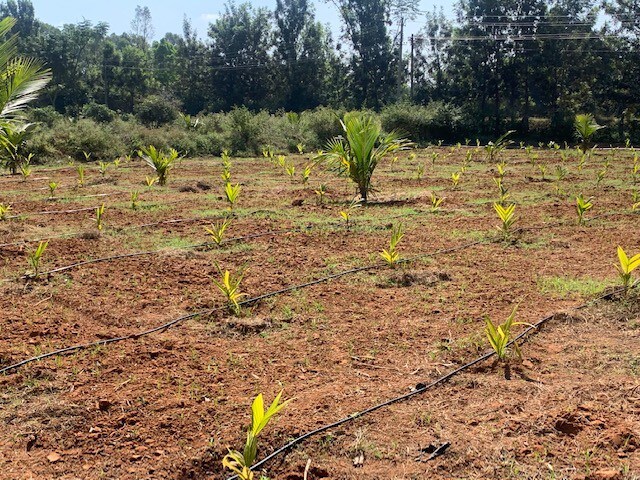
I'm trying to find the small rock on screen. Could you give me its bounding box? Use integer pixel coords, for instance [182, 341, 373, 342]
[590, 469, 621, 480]
[47, 452, 61, 463]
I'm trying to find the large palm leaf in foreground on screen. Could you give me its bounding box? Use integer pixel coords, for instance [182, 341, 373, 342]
[0, 17, 51, 173]
[315, 112, 412, 203]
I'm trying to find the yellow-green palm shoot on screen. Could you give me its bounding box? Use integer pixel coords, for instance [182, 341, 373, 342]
[450, 171, 461, 189]
[485, 307, 530, 361]
[493, 177, 510, 205]
[0, 202, 11, 220]
[98, 161, 109, 177]
[285, 163, 295, 181]
[616, 246, 640, 291]
[205, 218, 232, 246]
[130, 190, 140, 210]
[48, 181, 58, 198]
[76, 165, 85, 187]
[339, 199, 361, 229]
[415, 163, 425, 180]
[139, 145, 180, 186]
[222, 391, 290, 480]
[575, 194, 593, 225]
[301, 164, 312, 184]
[575, 113, 604, 153]
[224, 182, 241, 210]
[95, 203, 105, 231]
[494, 203, 516, 239]
[315, 184, 328, 204]
[145, 176, 157, 188]
[213, 266, 246, 315]
[380, 223, 404, 266]
[296, 143, 305, 154]
[27, 240, 48, 278]
[19, 160, 31, 180]
[429, 192, 444, 213]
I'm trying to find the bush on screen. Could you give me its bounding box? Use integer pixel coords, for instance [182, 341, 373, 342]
[27, 106, 63, 127]
[82, 102, 117, 123]
[225, 106, 264, 155]
[135, 95, 179, 127]
[301, 107, 345, 149]
[380, 102, 466, 144]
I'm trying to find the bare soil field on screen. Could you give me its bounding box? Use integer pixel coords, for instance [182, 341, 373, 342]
[0, 147, 639, 479]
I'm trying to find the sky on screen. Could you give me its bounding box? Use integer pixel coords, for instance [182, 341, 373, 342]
[29, 0, 457, 41]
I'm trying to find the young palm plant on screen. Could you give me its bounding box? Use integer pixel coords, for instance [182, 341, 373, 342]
[48, 181, 59, 198]
[222, 391, 290, 480]
[485, 307, 531, 363]
[27, 240, 48, 278]
[224, 182, 241, 210]
[314, 112, 411, 203]
[429, 192, 444, 213]
[95, 203, 105, 231]
[575, 113, 604, 153]
[213, 266, 246, 315]
[0, 202, 11, 220]
[494, 203, 516, 240]
[205, 218, 232, 246]
[575, 194, 593, 225]
[380, 223, 404, 267]
[616, 246, 640, 292]
[139, 145, 180, 186]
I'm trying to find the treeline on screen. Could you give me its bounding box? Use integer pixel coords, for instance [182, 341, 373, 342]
[2, 0, 640, 142]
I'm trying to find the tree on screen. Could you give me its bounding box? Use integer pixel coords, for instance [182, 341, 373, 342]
[130, 5, 154, 50]
[0, 16, 51, 173]
[333, 0, 396, 109]
[274, 0, 335, 110]
[208, 2, 274, 111]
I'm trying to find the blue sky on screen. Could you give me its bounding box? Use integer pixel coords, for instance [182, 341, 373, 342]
[30, 1, 456, 40]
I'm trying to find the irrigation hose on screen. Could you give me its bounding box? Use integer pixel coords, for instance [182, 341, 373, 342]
[0, 238, 487, 375]
[230, 286, 629, 479]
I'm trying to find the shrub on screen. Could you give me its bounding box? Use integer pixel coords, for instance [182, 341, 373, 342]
[135, 95, 179, 127]
[225, 106, 264, 155]
[82, 102, 117, 123]
[300, 107, 345, 149]
[28, 106, 63, 127]
[380, 102, 465, 145]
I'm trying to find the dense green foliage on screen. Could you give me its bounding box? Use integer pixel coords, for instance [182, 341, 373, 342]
[1, 0, 640, 154]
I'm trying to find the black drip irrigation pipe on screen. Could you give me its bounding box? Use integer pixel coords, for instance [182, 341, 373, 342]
[0, 227, 308, 284]
[229, 286, 629, 479]
[0, 238, 488, 376]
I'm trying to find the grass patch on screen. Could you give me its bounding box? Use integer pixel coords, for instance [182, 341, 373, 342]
[537, 275, 611, 298]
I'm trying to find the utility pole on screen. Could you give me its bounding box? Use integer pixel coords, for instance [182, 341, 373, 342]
[397, 16, 404, 99]
[410, 34, 414, 100]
